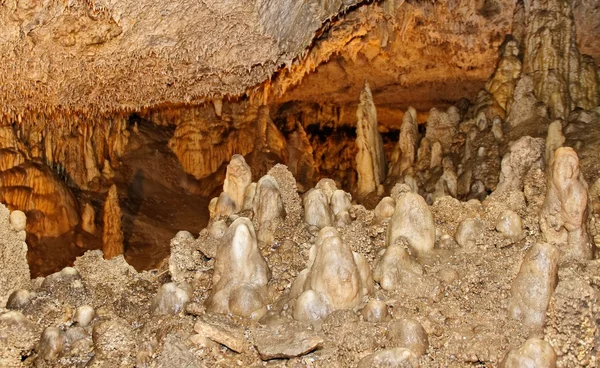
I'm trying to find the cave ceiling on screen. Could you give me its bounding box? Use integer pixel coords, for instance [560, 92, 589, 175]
[0, 0, 599, 119]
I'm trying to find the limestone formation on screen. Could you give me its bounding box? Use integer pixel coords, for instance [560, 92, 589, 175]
[0, 160, 80, 238]
[390, 107, 419, 177]
[81, 203, 97, 234]
[206, 218, 270, 319]
[425, 106, 460, 153]
[0, 311, 37, 365]
[0, 204, 30, 308]
[373, 197, 395, 224]
[102, 185, 124, 260]
[291, 227, 371, 321]
[499, 338, 557, 368]
[6, 289, 33, 310]
[433, 157, 458, 200]
[521, 0, 600, 118]
[330, 189, 352, 226]
[303, 189, 334, 229]
[253, 175, 286, 244]
[494, 136, 545, 194]
[486, 39, 522, 111]
[355, 82, 386, 196]
[540, 147, 593, 260]
[223, 154, 252, 213]
[545, 120, 565, 166]
[506, 75, 549, 127]
[508, 243, 559, 333]
[386, 192, 435, 255]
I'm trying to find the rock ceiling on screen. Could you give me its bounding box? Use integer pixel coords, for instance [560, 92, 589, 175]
[0, 0, 598, 118]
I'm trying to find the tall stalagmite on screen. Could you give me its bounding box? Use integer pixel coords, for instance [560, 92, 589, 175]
[102, 185, 124, 260]
[355, 82, 386, 197]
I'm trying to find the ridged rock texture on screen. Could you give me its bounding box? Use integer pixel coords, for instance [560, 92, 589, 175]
[0, 0, 361, 115]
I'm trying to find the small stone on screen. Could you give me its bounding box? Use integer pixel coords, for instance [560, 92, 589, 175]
[455, 218, 483, 248]
[6, 289, 33, 309]
[194, 316, 247, 353]
[361, 300, 389, 323]
[37, 327, 65, 361]
[185, 302, 206, 316]
[253, 327, 324, 360]
[74, 305, 95, 327]
[496, 210, 523, 242]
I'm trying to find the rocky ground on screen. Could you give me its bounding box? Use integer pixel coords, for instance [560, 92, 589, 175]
[0, 149, 599, 367]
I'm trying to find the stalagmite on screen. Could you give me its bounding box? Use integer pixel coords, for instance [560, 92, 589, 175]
[102, 185, 124, 260]
[545, 120, 565, 166]
[81, 203, 96, 234]
[206, 218, 270, 319]
[486, 39, 522, 111]
[303, 189, 334, 229]
[494, 136, 544, 194]
[253, 175, 286, 245]
[355, 82, 386, 196]
[508, 243, 559, 333]
[222, 154, 252, 213]
[500, 338, 557, 368]
[291, 227, 371, 321]
[389, 107, 418, 177]
[539, 147, 593, 260]
[425, 106, 460, 153]
[387, 192, 435, 255]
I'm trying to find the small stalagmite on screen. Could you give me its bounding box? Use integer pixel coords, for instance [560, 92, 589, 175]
[102, 185, 124, 260]
[81, 203, 96, 234]
[387, 191, 435, 255]
[355, 81, 386, 196]
[389, 107, 419, 177]
[540, 147, 593, 260]
[253, 175, 286, 245]
[222, 154, 252, 213]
